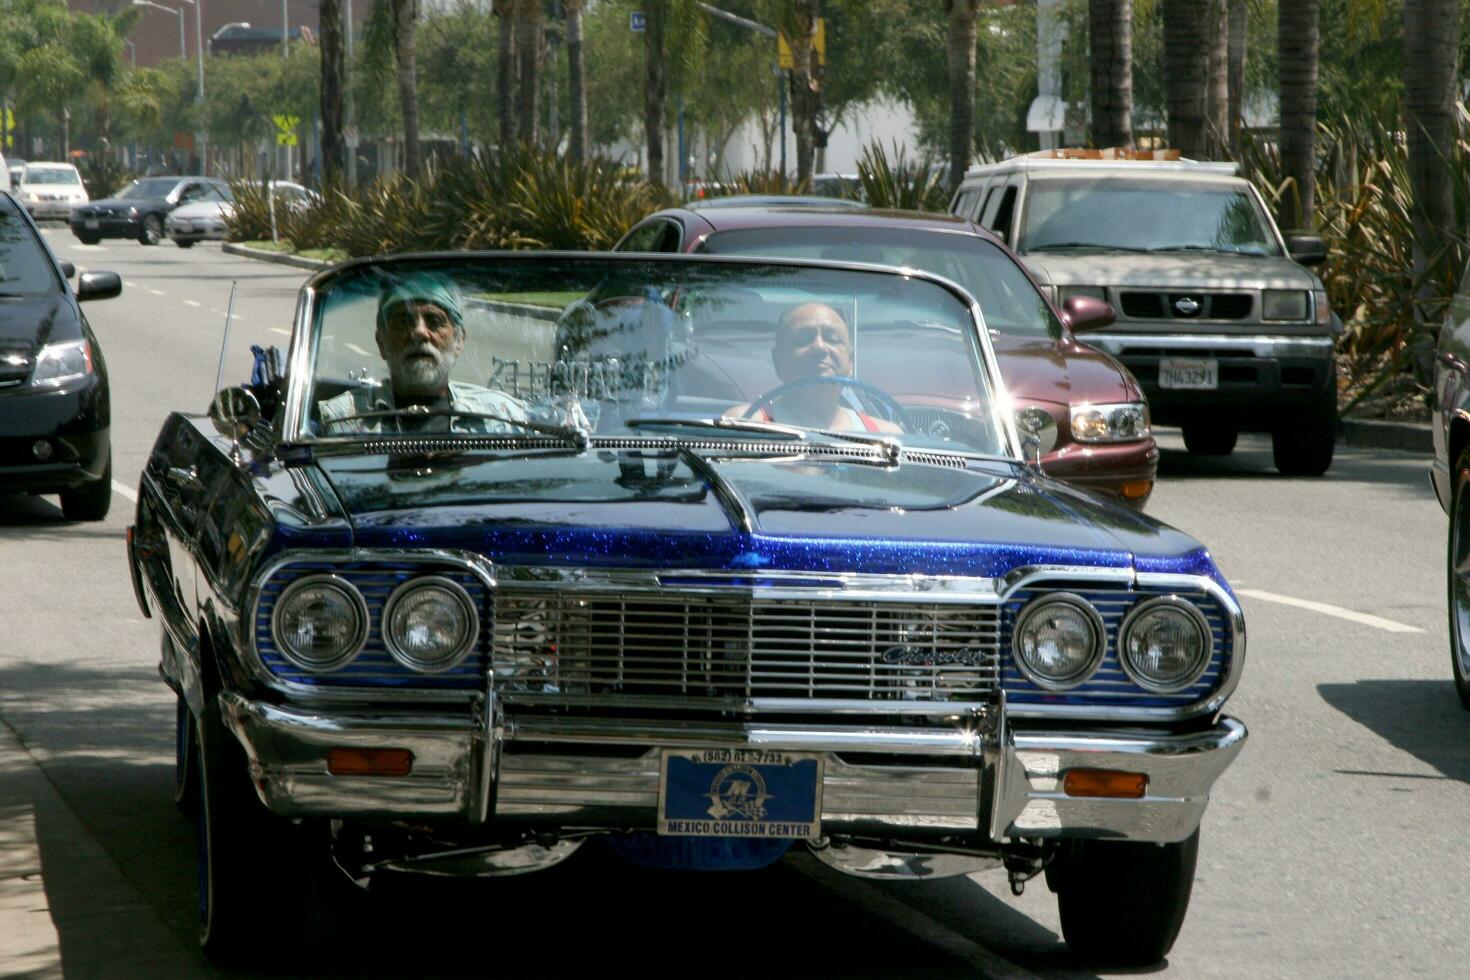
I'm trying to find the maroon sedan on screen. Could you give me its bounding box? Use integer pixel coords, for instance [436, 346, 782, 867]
[616, 203, 1159, 508]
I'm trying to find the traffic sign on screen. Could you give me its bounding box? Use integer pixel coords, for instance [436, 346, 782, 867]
[777, 18, 825, 69]
[630, 10, 644, 32]
[273, 114, 300, 147]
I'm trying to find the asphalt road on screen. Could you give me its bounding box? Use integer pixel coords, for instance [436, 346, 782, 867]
[0, 231, 1463, 979]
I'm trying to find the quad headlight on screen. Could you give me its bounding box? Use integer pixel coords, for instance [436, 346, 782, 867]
[1119, 596, 1213, 692]
[1070, 402, 1149, 443]
[1262, 289, 1309, 321]
[1012, 594, 1106, 689]
[382, 576, 479, 672]
[272, 575, 369, 671]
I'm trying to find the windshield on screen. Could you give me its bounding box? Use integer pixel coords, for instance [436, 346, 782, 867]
[0, 201, 61, 293]
[699, 226, 1061, 339]
[299, 256, 1007, 456]
[22, 166, 80, 185]
[117, 178, 181, 200]
[1020, 177, 1282, 255]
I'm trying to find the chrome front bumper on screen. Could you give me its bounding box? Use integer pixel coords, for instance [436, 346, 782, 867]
[220, 692, 1246, 845]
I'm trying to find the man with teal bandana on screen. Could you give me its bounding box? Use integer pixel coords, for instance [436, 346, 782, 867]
[319, 274, 528, 433]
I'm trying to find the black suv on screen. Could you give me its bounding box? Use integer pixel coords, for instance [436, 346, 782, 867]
[0, 193, 122, 519]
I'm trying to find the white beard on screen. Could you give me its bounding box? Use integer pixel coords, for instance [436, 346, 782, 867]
[392, 344, 453, 398]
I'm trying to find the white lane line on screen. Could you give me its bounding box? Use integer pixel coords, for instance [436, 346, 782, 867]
[183, 300, 202, 308]
[124, 280, 138, 287]
[345, 343, 371, 356]
[1235, 589, 1423, 634]
[145, 287, 165, 296]
[111, 480, 138, 503]
[229, 312, 247, 321]
[269, 327, 290, 336]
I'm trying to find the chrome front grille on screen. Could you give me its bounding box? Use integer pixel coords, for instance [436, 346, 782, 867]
[491, 591, 1003, 704]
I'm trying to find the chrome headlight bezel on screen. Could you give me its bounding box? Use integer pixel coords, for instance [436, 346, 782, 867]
[1262, 289, 1309, 321]
[1011, 593, 1107, 690]
[271, 574, 370, 672]
[382, 575, 480, 673]
[1070, 401, 1150, 443]
[1118, 595, 1213, 693]
[1014, 405, 1061, 455]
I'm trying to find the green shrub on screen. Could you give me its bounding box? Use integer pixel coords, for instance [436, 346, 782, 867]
[855, 140, 949, 212]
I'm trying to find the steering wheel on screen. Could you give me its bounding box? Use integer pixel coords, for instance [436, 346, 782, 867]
[742, 374, 906, 427]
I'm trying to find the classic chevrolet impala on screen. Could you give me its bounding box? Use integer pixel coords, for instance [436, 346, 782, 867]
[127, 252, 1246, 965]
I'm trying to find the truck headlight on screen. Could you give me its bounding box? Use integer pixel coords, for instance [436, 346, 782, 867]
[1262, 289, 1309, 321]
[383, 576, 479, 672]
[1118, 596, 1212, 692]
[31, 340, 92, 386]
[1012, 595, 1106, 690]
[272, 575, 368, 671]
[1071, 402, 1149, 442]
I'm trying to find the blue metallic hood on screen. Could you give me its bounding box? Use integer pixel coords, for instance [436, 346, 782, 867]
[312, 449, 1209, 579]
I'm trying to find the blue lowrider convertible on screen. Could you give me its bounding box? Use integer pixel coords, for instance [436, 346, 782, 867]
[127, 253, 1246, 965]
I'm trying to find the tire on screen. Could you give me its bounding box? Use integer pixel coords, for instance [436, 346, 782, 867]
[1447, 449, 1470, 709]
[1052, 829, 1200, 965]
[139, 213, 163, 245]
[175, 237, 196, 249]
[60, 460, 111, 521]
[1181, 421, 1237, 456]
[172, 693, 197, 816]
[1272, 393, 1338, 477]
[74, 232, 101, 245]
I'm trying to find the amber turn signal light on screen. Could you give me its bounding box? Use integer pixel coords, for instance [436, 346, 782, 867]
[1121, 480, 1153, 500]
[1063, 769, 1148, 799]
[327, 748, 414, 776]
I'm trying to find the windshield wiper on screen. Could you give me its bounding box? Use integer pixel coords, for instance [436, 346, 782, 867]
[1148, 244, 1262, 255]
[1027, 242, 1150, 253]
[324, 405, 590, 448]
[625, 417, 808, 441]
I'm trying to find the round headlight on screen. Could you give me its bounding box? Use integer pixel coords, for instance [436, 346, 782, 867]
[1119, 596, 1213, 693]
[1014, 406, 1060, 454]
[383, 576, 479, 672]
[1012, 595, 1106, 690]
[272, 575, 368, 672]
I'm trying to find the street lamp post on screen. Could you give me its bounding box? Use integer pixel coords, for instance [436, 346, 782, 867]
[132, 0, 186, 61]
[178, 0, 206, 173]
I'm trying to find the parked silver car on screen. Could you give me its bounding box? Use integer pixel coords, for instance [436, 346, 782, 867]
[165, 180, 316, 248]
[953, 152, 1337, 475]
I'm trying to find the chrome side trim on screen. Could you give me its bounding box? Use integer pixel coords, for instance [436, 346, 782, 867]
[364, 838, 583, 878]
[281, 284, 315, 441]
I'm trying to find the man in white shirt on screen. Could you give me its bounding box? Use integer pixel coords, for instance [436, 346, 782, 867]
[319, 274, 528, 433]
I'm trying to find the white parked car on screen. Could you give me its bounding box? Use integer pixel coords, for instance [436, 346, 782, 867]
[166, 180, 316, 248]
[16, 162, 88, 220]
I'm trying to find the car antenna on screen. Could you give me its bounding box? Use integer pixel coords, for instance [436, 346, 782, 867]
[212, 280, 239, 399]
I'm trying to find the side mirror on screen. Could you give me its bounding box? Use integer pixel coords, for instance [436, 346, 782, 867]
[1286, 233, 1328, 267]
[77, 271, 122, 302]
[59, 261, 75, 279]
[1061, 295, 1116, 332]
[209, 386, 262, 444]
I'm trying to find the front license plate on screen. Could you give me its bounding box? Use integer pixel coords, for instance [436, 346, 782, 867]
[84, 219, 100, 229]
[1159, 357, 1219, 390]
[658, 748, 823, 839]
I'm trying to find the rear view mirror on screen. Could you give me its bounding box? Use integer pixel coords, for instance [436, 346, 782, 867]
[1061, 295, 1116, 332]
[1286, 233, 1328, 267]
[59, 261, 75, 278]
[77, 271, 122, 302]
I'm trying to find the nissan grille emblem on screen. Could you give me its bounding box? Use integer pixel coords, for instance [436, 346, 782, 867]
[1174, 296, 1202, 316]
[881, 647, 987, 668]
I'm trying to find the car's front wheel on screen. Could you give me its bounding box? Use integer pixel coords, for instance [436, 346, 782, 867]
[74, 231, 101, 245]
[1181, 420, 1237, 455]
[1446, 449, 1470, 709]
[1050, 830, 1199, 965]
[175, 237, 197, 249]
[59, 461, 111, 521]
[139, 214, 163, 245]
[1272, 392, 1337, 477]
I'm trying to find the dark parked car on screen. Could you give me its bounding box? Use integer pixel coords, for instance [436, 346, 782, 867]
[71, 176, 228, 246]
[0, 192, 122, 519]
[617, 205, 1159, 508]
[1432, 269, 1470, 706]
[128, 251, 1245, 966]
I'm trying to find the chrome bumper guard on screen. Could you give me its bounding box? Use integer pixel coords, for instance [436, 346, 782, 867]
[219, 692, 1246, 844]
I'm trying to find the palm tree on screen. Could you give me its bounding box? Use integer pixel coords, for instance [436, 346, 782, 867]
[566, 0, 587, 164]
[391, 0, 422, 177]
[1404, 0, 1460, 302]
[946, 0, 978, 191]
[644, 0, 668, 184]
[1087, 0, 1131, 149]
[1277, 0, 1319, 229]
[320, 0, 346, 183]
[494, 0, 515, 146]
[1204, 0, 1228, 157]
[515, 0, 543, 146]
[1226, 0, 1246, 156]
[1161, 0, 1206, 159]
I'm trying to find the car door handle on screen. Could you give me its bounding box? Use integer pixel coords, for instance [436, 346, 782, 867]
[166, 466, 203, 492]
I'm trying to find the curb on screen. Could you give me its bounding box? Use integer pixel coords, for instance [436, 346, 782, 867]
[221, 241, 330, 271]
[1340, 417, 1433, 454]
